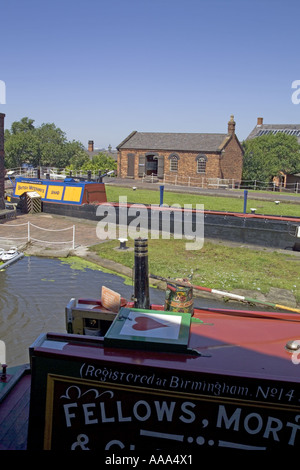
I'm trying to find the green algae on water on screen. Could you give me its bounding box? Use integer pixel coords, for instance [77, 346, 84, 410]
[58, 256, 133, 286]
[59, 256, 103, 271]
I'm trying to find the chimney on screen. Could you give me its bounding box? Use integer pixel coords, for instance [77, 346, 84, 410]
[227, 115, 236, 135]
[257, 117, 263, 126]
[88, 140, 94, 152]
[0, 113, 5, 210]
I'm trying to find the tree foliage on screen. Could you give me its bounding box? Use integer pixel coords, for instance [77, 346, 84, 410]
[242, 133, 300, 181]
[4, 117, 87, 168]
[67, 152, 117, 173]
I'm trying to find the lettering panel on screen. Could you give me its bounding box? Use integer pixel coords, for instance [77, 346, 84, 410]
[13, 178, 86, 204]
[46, 185, 64, 201]
[15, 182, 47, 197]
[43, 374, 300, 451]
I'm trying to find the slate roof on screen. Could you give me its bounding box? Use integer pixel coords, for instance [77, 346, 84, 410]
[247, 124, 300, 142]
[117, 131, 230, 152]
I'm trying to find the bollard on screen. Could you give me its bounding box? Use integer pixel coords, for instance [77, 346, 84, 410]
[134, 238, 150, 309]
[160, 185, 164, 206]
[243, 190, 248, 214]
[118, 238, 128, 250]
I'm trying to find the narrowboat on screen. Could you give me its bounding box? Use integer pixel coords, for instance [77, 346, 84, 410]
[1, 238, 300, 456]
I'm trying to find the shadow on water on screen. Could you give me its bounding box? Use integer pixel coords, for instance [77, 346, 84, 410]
[0, 255, 261, 367]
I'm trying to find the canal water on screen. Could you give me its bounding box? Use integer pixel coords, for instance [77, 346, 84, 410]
[0, 255, 238, 367]
[0, 255, 141, 367]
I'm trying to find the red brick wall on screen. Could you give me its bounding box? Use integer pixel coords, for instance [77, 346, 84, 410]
[118, 150, 221, 179]
[0, 113, 5, 209]
[219, 136, 243, 181]
[118, 136, 243, 186]
[163, 151, 221, 181]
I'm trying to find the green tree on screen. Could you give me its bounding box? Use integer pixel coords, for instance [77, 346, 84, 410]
[35, 123, 86, 167]
[67, 152, 91, 169]
[242, 133, 300, 182]
[11, 117, 35, 134]
[67, 152, 117, 174]
[4, 126, 39, 168]
[4, 117, 87, 168]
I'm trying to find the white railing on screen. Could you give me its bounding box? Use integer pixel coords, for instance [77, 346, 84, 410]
[5, 167, 115, 180]
[239, 180, 300, 193]
[161, 174, 300, 193]
[0, 221, 75, 249]
[162, 174, 237, 189]
[6, 167, 37, 178]
[141, 172, 159, 183]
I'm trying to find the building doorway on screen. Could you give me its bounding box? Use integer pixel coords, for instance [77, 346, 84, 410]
[145, 155, 158, 175]
[127, 154, 135, 177]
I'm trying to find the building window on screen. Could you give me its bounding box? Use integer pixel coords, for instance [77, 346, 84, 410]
[196, 154, 207, 174]
[168, 153, 179, 172]
[170, 158, 178, 171]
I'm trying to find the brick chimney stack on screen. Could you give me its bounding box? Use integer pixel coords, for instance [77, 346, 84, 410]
[257, 117, 263, 126]
[227, 115, 236, 135]
[88, 140, 94, 152]
[0, 113, 5, 210]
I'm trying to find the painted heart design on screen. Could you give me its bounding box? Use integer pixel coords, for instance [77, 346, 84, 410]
[132, 316, 168, 331]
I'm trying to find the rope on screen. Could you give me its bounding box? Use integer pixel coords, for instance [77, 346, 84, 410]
[30, 237, 73, 245]
[0, 222, 28, 227]
[0, 236, 28, 240]
[29, 223, 73, 232]
[0, 221, 75, 247]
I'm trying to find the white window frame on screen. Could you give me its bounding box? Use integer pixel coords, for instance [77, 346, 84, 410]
[168, 153, 179, 172]
[196, 155, 207, 174]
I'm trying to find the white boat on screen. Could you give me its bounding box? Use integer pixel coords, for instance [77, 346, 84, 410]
[1, 247, 18, 261]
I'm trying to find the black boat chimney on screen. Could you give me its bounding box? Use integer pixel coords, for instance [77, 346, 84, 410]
[134, 238, 150, 309]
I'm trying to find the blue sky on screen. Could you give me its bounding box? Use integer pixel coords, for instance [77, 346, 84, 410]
[1, 0, 300, 149]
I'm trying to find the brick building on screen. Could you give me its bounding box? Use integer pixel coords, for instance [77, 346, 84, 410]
[116, 116, 243, 186]
[0, 113, 5, 209]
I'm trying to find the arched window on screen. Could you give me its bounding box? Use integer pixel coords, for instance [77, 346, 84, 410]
[168, 153, 179, 172]
[196, 154, 207, 174]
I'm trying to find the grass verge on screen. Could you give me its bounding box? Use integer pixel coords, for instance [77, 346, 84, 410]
[106, 186, 300, 218]
[89, 237, 300, 304]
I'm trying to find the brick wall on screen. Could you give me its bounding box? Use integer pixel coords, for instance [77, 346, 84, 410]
[220, 136, 243, 181]
[163, 151, 221, 181]
[118, 150, 221, 179]
[0, 113, 5, 209]
[118, 140, 243, 185]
